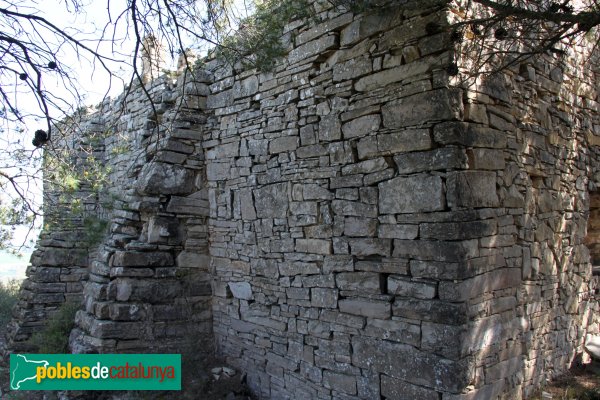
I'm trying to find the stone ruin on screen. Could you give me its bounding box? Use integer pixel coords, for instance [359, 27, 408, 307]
[5, 1, 600, 398]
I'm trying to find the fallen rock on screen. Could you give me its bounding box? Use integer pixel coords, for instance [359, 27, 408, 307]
[585, 334, 600, 359]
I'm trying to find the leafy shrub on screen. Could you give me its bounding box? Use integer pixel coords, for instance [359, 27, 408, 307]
[0, 279, 20, 326]
[580, 387, 600, 400]
[217, 0, 311, 71]
[28, 301, 79, 353]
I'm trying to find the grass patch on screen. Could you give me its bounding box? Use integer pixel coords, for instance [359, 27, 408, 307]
[27, 301, 79, 353]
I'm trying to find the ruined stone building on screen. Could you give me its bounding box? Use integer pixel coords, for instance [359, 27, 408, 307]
[6, 0, 600, 399]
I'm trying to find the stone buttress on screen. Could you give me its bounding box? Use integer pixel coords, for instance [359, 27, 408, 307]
[70, 71, 214, 357]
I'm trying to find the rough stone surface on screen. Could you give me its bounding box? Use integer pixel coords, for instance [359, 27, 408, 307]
[135, 162, 195, 195]
[228, 282, 253, 300]
[253, 183, 289, 218]
[379, 175, 445, 214]
[8, 2, 600, 400]
[447, 171, 500, 208]
[382, 89, 463, 128]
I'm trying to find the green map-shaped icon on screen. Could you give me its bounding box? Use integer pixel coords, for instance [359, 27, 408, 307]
[10, 354, 49, 390]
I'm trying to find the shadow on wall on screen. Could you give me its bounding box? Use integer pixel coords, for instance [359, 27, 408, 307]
[457, 50, 600, 397]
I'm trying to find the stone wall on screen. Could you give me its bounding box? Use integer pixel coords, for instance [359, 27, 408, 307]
[8, 72, 214, 358]
[69, 72, 214, 356]
[7, 0, 600, 398]
[203, 1, 599, 398]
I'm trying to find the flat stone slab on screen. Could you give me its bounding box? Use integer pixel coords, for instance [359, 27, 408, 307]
[228, 282, 253, 300]
[585, 334, 600, 359]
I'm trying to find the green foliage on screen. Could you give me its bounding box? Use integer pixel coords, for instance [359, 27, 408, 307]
[42, 124, 115, 239]
[327, 0, 387, 13]
[216, 0, 312, 71]
[27, 301, 79, 354]
[0, 179, 34, 251]
[0, 279, 20, 326]
[82, 216, 109, 248]
[580, 388, 600, 400]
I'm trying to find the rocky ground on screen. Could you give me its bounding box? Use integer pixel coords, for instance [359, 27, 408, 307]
[530, 364, 600, 400]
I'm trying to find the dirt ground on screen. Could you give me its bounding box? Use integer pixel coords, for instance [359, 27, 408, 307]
[530, 363, 600, 400]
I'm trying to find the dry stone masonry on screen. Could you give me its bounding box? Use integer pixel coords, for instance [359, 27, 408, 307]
[6, 0, 600, 399]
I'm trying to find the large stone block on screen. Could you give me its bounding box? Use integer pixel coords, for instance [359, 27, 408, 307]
[339, 298, 391, 319]
[433, 121, 507, 148]
[344, 217, 377, 237]
[348, 238, 391, 257]
[236, 189, 256, 220]
[394, 148, 468, 174]
[303, 184, 333, 200]
[387, 276, 436, 299]
[381, 374, 439, 400]
[410, 254, 504, 280]
[342, 158, 388, 175]
[393, 239, 478, 262]
[228, 282, 253, 300]
[447, 171, 499, 208]
[166, 196, 209, 216]
[206, 141, 239, 160]
[378, 224, 418, 239]
[382, 89, 463, 128]
[341, 12, 399, 46]
[323, 255, 354, 273]
[206, 161, 230, 181]
[393, 298, 467, 325]
[334, 57, 373, 83]
[364, 318, 420, 347]
[419, 220, 497, 240]
[269, 136, 298, 154]
[438, 268, 521, 301]
[323, 371, 357, 395]
[254, 183, 289, 218]
[311, 288, 338, 308]
[136, 162, 195, 195]
[288, 34, 338, 65]
[336, 272, 382, 293]
[352, 337, 470, 392]
[109, 303, 145, 321]
[296, 12, 353, 44]
[89, 320, 142, 339]
[355, 61, 431, 92]
[206, 88, 233, 109]
[319, 115, 342, 142]
[296, 239, 332, 255]
[112, 251, 173, 267]
[42, 248, 88, 267]
[332, 200, 377, 217]
[233, 76, 259, 98]
[341, 114, 380, 139]
[379, 175, 445, 214]
[421, 322, 467, 360]
[110, 278, 183, 303]
[358, 129, 432, 159]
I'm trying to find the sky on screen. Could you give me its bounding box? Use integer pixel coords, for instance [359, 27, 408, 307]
[0, 0, 135, 278]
